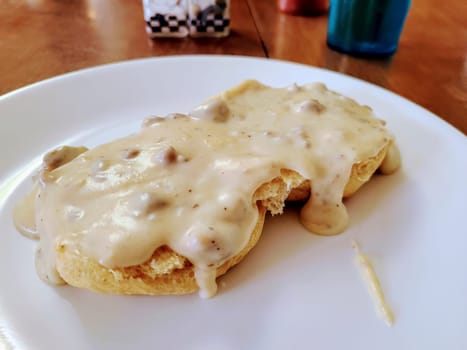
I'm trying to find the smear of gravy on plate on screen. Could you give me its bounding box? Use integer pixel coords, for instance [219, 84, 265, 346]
[352, 241, 395, 326]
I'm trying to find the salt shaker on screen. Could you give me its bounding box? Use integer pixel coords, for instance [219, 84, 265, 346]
[143, 0, 189, 38]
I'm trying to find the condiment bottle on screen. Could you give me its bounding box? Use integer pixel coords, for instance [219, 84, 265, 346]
[326, 0, 411, 56]
[278, 0, 328, 15]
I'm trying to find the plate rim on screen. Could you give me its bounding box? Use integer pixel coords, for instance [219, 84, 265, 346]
[1, 54, 465, 141]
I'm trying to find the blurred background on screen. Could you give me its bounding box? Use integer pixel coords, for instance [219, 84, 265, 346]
[0, 0, 465, 133]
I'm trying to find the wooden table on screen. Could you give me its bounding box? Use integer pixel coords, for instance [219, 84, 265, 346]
[1, 0, 466, 134]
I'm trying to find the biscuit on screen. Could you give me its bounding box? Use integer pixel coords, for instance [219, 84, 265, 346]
[14, 80, 400, 296]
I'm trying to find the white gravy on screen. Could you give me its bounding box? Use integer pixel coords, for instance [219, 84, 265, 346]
[13, 80, 400, 297]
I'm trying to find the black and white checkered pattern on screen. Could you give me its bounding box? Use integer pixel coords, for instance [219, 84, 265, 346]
[190, 14, 229, 34]
[146, 14, 188, 36]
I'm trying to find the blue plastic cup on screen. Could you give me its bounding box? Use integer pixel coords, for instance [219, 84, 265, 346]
[327, 0, 411, 56]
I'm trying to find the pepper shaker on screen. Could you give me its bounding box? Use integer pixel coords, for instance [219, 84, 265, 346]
[188, 0, 230, 37]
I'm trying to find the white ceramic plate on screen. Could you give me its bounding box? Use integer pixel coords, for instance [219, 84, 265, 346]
[1, 56, 466, 350]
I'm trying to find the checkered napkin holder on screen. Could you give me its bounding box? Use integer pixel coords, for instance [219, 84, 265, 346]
[143, 0, 230, 38]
